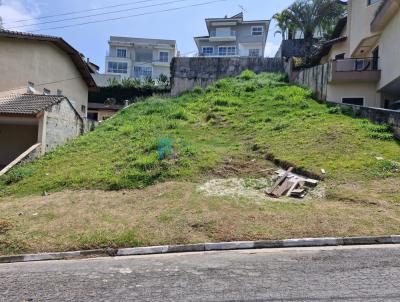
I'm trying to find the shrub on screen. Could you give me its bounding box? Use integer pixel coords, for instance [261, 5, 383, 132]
[240, 70, 256, 80]
[272, 121, 289, 131]
[327, 106, 342, 114]
[170, 110, 188, 120]
[192, 86, 203, 94]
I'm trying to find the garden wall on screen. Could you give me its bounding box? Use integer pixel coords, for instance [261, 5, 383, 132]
[170, 57, 285, 96]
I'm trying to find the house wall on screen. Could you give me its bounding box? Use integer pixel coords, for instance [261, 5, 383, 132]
[43, 99, 83, 153]
[0, 38, 89, 117]
[88, 109, 116, 121]
[378, 11, 400, 90]
[171, 57, 284, 96]
[0, 123, 38, 167]
[348, 0, 382, 56]
[327, 83, 381, 107]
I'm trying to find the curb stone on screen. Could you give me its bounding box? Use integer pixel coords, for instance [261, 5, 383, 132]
[1, 235, 400, 264]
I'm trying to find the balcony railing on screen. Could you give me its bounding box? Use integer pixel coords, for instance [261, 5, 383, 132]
[334, 57, 380, 72]
[330, 57, 381, 83]
[209, 30, 237, 37]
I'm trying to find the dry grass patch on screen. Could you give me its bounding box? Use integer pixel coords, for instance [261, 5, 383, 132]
[1, 180, 400, 255]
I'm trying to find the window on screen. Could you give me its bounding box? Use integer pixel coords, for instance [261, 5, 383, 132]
[133, 66, 152, 77]
[252, 26, 263, 36]
[218, 46, 236, 56]
[81, 105, 86, 114]
[335, 53, 345, 60]
[57, 89, 63, 96]
[159, 51, 169, 62]
[368, 0, 380, 5]
[43, 88, 50, 95]
[108, 62, 128, 73]
[87, 112, 98, 121]
[249, 49, 260, 57]
[342, 98, 364, 106]
[116, 48, 127, 58]
[202, 47, 214, 56]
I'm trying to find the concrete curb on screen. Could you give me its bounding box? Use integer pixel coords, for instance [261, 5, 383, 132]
[1, 235, 400, 264]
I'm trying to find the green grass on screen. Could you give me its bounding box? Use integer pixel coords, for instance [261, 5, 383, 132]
[0, 72, 399, 196]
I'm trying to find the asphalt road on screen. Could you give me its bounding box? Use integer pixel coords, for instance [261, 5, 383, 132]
[1, 245, 400, 302]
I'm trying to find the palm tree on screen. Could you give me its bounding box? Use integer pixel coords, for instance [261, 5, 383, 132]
[285, 0, 346, 64]
[272, 10, 291, 40]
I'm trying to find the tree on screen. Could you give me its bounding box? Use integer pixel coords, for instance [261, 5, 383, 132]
[285, 0, 346, 65]
[157, 74, 170, 89]
[272, 10, 293, 40]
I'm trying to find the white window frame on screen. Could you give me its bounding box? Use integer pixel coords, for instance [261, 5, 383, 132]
[116, 48, 127, 58]
[202, 47, 214, 56]
[251, 26, 264, 36]
[218, 46, 236, 56]
[108, 61, 128, 74]
[249, 49, 260, 57]
[159, 51, 169, 62]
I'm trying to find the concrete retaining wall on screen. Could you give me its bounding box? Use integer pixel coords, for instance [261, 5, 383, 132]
[44, 99, 84, 153]
[327, 102, 400, 139]
[291, 62, 331, 101]
[171, 57, 284, 96]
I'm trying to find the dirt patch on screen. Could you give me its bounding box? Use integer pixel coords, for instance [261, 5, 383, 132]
[212, 156, 276, 178]
[198, 178, 273, 201]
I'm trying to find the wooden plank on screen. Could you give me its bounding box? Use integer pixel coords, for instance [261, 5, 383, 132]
[266, 167, 294, 195]
[270, 179, 294, 198]
[0, 143, 41, 177]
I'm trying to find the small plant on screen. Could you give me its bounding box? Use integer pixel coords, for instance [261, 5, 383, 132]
[327, 106, 341, 114]
[192, 86, 203, 94]
[170, 110, 188, 120]
[272, 121, 289, 131]
[240, 69, 256, 80]
[157, 74, 170, 88]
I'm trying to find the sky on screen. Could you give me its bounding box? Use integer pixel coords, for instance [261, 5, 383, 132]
[0, 0, 294, 72]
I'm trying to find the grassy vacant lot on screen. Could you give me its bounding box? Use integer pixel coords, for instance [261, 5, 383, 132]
[0, 71, 399, 255]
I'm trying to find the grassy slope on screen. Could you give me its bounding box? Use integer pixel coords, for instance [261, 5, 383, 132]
[1, 72, 399, 196]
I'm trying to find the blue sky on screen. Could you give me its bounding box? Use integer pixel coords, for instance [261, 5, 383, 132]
[0, 0, 294, 72]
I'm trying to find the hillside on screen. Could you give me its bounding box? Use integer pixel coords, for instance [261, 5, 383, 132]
[1, 71, 400, 255]
[1, 71, 399, 196]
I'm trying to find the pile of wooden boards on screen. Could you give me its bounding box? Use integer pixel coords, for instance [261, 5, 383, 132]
[266, 167, 319, 199]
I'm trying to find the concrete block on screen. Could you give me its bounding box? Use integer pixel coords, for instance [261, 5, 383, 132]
[253, 240, 285, 249]
[391, 235, 400, 243]
[116, 246, 168, 256]
[167, 244, 205, 253]
[282, 237, 339, 247]
[205, 241, 255, 251]
[342, 236, 394, 245]
[23, 251, 80, 262]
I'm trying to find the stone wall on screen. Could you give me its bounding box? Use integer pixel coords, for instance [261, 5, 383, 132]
[171, 57, 284, 96]
[44, 99, 84, 152]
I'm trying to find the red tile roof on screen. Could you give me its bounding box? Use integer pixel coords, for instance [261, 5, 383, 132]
[0, 94, 66, 116]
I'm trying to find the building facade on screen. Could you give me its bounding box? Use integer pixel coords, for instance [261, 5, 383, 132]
[0, 30, 96, 117]
[318, 0, 400, 108]
[194, 13, 270, 57]
[105, 36, 177, 81]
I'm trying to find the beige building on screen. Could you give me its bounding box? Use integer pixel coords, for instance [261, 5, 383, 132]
[0, 30, 97, 116]
[318, 0, 400, 108]
[87, 102, 124, 122]
[0, 30, 97, 171]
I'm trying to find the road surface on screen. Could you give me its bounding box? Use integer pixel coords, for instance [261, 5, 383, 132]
[1, 245, 400, 301]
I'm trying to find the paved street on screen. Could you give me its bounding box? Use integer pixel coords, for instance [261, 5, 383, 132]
[1, 245, 400, 301]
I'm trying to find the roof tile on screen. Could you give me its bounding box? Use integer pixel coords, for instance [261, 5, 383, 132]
[0, 94, 65, 116]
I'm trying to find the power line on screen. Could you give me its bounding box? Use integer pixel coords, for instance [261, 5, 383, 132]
[2, 0, 163, 25]
[7, 0, 198, 30]
[30, 0, 228, 33]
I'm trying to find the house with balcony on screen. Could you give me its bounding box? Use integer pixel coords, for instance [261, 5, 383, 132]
[105, 36, 177, 82]
[316, 0, 400, 108]
[194, 12, 270, 57]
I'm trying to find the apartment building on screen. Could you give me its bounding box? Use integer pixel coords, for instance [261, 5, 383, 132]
[105, 36, 177, 81]
[318, 0, 400, 108]
[194, 12, 270, 57]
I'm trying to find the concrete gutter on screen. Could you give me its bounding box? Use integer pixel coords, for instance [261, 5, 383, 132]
[1, 235, 400, 264]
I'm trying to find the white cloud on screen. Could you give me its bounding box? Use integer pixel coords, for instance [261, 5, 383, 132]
[264, 41, 280, 58]
[0, 0, 40, 31]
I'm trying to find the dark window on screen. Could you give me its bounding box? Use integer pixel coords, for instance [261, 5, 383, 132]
[342, 98, 364, 106]
[87, 112, 98, 121]
[335, 53, 345, 60]
[372, 47, 379, 70]
[81, 105, 86, 113]
[368, 0, 380, 5]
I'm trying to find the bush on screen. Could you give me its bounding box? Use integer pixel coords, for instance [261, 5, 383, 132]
[240, 70, 256, 80]
[192, 86, 203, 94]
